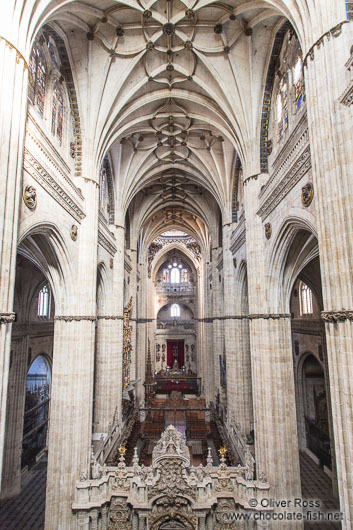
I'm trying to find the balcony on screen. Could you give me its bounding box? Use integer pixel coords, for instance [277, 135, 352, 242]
[156, 283, 195, 295]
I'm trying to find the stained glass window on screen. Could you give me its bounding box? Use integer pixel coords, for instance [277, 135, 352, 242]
[277, 78, 288, 138]
[171, 304, 180, 317]
[171, 267, 180, 283]
[28, 44, 47, 117]
[299, 282, 313, 315]
[181, 269, 188, 283]
[163, 269, 169, 283]
[293, 56, 305, 109]
[52, 80, 64, 144]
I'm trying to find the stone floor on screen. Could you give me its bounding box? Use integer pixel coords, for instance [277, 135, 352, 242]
[0, 452, 342, 529]
[0, 459, 47, 530]
[300, 452, 342, 529]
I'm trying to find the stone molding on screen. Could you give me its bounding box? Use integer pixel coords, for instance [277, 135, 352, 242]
[257, 145, 311, 220]
[0, 312, 16, 324]
[97, 316, 124, 320]
[264, 111, 308, 188]
[340, 51, 353, 106]
[197, 313, 291, 322]
[0, 36, 28, 70]
[243, 174, 259, 185]
[230, 225, 246, 255]
[98, 227, 117, 256]
[303, 21, 349, 68]
[23, 148, 86, 223]
[54, 316, 96, 322]
[340, 80, 353, 106]
[321, 310, 353, 323]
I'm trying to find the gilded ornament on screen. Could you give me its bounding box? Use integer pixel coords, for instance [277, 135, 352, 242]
[119, 445, 127, 455]
[23, 185, 37, 210]
[70, 225, 78, 241]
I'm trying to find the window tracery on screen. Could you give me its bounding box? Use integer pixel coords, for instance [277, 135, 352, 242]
[171, 304, 180, 317]
[299, 282, 313, 315]
[28, 44, 47, 117]
[51, 79, 64, 144]
[38, 285, 51, 318]
[277, 77, 288, 138]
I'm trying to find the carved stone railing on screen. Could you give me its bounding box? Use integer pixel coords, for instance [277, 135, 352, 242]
[74, 425, 271, 529]
[257, 111, 311, 221]
[93, 407, 138, 466]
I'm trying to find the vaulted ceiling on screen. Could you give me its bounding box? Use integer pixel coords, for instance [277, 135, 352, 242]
[30, 0, 310, 243]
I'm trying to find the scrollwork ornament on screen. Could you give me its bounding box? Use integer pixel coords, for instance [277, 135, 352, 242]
[23, 185, 37, 210]
[301, 182, 314, 207]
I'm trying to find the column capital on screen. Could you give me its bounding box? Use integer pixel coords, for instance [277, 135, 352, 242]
[0, 312, 16, 324]
[0, 36, 28, 70]
[303, 20, 349, 69]
[54, 315, 96, 322]
[321, 310, 353, 323]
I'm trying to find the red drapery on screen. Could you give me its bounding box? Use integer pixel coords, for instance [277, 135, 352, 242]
[167, 340, 184, 368]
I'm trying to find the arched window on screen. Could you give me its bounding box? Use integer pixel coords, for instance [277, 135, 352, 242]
[300, 281, 313, 315]
[28, 44, 47, 117]
[51, 80, 64, 144]
[99, 168, 107, 210]
[170, 267, 180, 283]
[181, 269, 188, 283]
[293, 55, 304, 109]
[38, 285, 51, 318]
[277, 77, 288, 138]
[163, 269, 170, 283]
[171, 304, 180, 317]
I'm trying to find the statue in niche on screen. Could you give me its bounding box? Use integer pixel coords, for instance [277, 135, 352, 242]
[173, 358, 179, 370]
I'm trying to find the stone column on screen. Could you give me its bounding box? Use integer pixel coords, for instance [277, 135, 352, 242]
[244, 174, 302, 524]
[304, 20, 353, 529]
[222, 225, 252, 435]
[94, 224, 124, 431]
[45, 179, 99, 529]
[211, 247, 221, 401]
[0, 336, 28, 498]
[0, 36, 29, 491]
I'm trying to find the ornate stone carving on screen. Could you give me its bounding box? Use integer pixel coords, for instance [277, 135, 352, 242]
[54, 315, 96, 322]
[123, 297, 133, 389]
[23, 148, 85, 221]
[301, 182, 314, 206]
[23, 184, 37, 210]
[264, 222, 272, 239]
[70, 224, 78, 241]
[321, 310, 353, 323]
[108, 497, 132, 530]
[303, 21, 349, 68]
[0, 312, 16, 324]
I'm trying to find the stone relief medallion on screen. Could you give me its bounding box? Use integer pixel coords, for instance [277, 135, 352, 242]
[23, 185, 37, 210]
[108, 497, 132, 530]
[264, 222, 272, 239]
[70, 225, 78, 241]
[301, 182, 314, 206]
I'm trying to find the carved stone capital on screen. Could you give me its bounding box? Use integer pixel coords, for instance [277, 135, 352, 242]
[303, 21, 349, 68]
[97, 315, 124, 320]
[0, 312, 16, 324]
[247, 313, 291, 320]
[321, 310, 353, 323]
[54, 315, 96, 322]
